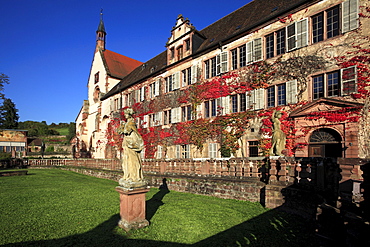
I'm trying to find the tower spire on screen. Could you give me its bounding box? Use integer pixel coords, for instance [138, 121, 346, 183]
[96, 9, 106, 52]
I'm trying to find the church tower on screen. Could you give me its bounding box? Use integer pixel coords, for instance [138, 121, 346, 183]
[96, 10, 106, 52]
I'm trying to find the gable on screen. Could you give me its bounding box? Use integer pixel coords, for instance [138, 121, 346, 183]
[290, 98, 363, 118]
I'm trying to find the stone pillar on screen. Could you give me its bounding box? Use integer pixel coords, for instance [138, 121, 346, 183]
[115, 186, 150, 231]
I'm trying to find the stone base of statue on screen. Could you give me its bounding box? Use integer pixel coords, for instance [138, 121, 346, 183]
[115, 182, 150, 231]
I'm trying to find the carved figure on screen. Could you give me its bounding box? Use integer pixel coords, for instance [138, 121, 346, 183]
[117, 108, 145, 185]
[270, 110, 286, 156]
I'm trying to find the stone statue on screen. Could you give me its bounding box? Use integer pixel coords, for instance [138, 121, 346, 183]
[270, 110, 286, 156]
[117, 108, 146, 188]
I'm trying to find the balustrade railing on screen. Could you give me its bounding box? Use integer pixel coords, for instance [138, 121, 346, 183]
[26, 158, 274, 180]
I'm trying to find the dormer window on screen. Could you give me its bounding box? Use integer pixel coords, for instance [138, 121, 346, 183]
[170, 48, 175, 59]
[177, 46, 183, 60]
[185, 39, 190, 51]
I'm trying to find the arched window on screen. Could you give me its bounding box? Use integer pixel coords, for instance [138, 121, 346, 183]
[93, 86, 101, 103]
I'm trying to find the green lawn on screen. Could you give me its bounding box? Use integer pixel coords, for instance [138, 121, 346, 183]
[0, 169, 317, 246]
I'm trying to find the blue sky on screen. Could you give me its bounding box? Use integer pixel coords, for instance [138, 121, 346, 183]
[1, 0, 251, 124]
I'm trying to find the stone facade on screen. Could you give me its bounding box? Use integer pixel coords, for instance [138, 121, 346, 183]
[76, 0, 370, 162]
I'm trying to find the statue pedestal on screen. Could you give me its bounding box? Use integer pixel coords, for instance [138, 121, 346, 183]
[115, 186, 150, 231]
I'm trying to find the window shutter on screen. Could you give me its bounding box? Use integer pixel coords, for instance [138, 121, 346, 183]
[286, 79, 298, 104]
[296, 19, 308, 48]
[157, 145, 162, 159]
[196, 104, 202, 119]
[216, 54, 221, 75]
[254, 88, 265, 110]
[140, 87, 145, 101]
[341, 66, 357, 95]
[342, 0, 358, 33]
[287, 22, 296, 51]
[110, 98, 114, 111]
[221, 96, 230, 115]
[154, 112, 162, 126]
[246, 41, 253, 64]
[142, 115, 149, 128]
[253, 38, 262, 62]
[173, 72, 180, 90]
[171, 107, 181, 123]
[220, 51, 229, 73]
[154, 79, 160, 96]
[176, 145, 181, 159]
[246, 90, 253, 110]
[191, 65, 198, 84]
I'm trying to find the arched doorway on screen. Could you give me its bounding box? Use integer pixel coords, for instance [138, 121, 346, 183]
[308, 128, 342, 157]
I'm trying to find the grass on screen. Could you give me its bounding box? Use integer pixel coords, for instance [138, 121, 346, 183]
[51, 127, 69, 136]
[0, 169, 317, 246]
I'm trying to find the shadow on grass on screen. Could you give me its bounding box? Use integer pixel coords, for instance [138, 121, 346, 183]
[2, 208, 318, 247]
[146, 178, 170, 222]
[2, 179, 322, 246]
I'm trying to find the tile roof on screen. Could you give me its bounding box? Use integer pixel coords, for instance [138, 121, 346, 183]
[102, 0, 317, 100]
[101, 49, 143, 79]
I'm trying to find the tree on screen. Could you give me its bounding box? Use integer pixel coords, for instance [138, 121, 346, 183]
[0, 73, 9, 100]
[0, 98, 19, 129]
[66, 122, 76, 141]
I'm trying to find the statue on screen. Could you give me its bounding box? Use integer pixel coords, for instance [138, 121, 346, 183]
[270, 110, 286, 156]
[117, 108, 146, 188]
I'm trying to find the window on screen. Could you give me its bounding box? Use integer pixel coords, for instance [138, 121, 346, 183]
[177, 45, 183, 60]
[313, 75, 325, 99]
[276, 28, 286, 56]
[205, 60, 210, 79]
[209, 143, 218, 158]
[211, 57, 217, 78]
[342, 0, 359, 33]
[267, 87, 275, 108]
[181, 105, 193, 122]
[312, 6, 339, 44]
[217, 51, 229, 74]
[182, 67, 192, 86]
[176, 145, 190, 159]
[287, 18, 308, 51]
[149, 112, 162, 127]
[312, 67, 356, 99]
[311, 0, 358, 43]
[231, 48, 238, 70]
[170, 47, 175, 59]
[157, 145, 163, 159]
[171, 107, 181, 123]
[269, 80, 298, 107]
[247, 88, 265, 110]
[239, 45, 246, 67]
[94, 72, 99, 84]
[163, 110, 171, 125]
[204, 57, 217, 79]
[93, 87, 101, 103]
[342, 66, 357, 95]
[165, 73, 180, 92]
[265, 28, 286, 59]
[204, 98, 222, 118]
[246, 38, 262, 64]
[231, 93, 247, 113]
[249, 141, 259, 157]
[312, 13, 324, 43]
[327, 71, 339, 97]
[277, 84, 286, 106]
[265, 33, 274, 59]
[165, 76, 172, 93]
[150, 79, 160, 98]
[327, 6, 340, 39]
[185, 39, 190, 51]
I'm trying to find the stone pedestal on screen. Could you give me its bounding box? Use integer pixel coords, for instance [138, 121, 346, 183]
[115, 186, 150, 231]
